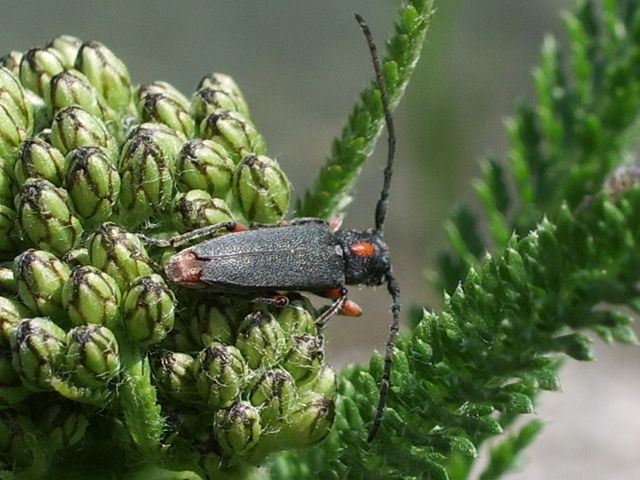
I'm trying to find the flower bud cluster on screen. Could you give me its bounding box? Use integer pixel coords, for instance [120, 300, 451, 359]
[0, 34, 332, 474]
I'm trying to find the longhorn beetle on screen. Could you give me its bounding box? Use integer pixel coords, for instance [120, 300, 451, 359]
[153, 13, 399, 443]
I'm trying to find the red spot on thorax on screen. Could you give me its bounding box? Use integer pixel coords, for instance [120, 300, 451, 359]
[350, 241, 376, 257]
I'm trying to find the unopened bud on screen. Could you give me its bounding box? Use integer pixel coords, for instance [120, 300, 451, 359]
[188, 300, 235, 347]
[46, 35, 83, 69]
[14, 249, 70, 321]
[154, 351, 199, 404]
[176, 139, 234, 197]
[0, 52, 22, 76]
[50, 105, 116, 157]
[15, 138, 66, 187]
[0, 297, 30, 348]
[248, 369, 296, 426]
[195, 342, 247, 409]
[282, 334, 323, 383]
[199, 111, 265, 162]
[0, 206, 19, 259]
[65, 146, 121, 225]
[75, 41, 133, 113]
[123, 274, 175, 346]
[214, 401, 262, 455]
[233, 154, 290, 224]
[39, 402, 89, 449]
[19, 48, 65, 98]
[235, 311, 286, 370]
[11, 317, 66, 390]
[48, 69, 106, 119]
[196, 73, 249, 116]
[173, 190, 233, 233]
[139, 93, 195, 138]
[15, 178, 83, 256]
[61, 265, 121, 329]
[87, 222, 154, 291]
[65, 325, 120, 388]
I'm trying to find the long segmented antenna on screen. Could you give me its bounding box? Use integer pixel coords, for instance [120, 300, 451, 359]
[355, 13, 401, 443]
[354, 12, 397, 234]
[368, 271, 401, 442]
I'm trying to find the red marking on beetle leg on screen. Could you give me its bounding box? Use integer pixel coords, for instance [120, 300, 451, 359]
[323, 287, 347, 299]
[164, 249, 207, 289]
[231, 223, 249, 233]
[339, 299, 363, 317]
[272, 294, 289, 307]
[350, 241, 376, 257]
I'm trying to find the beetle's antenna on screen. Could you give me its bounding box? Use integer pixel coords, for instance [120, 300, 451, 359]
[354, 12, 396, 234]
[367, 270, 400, 442]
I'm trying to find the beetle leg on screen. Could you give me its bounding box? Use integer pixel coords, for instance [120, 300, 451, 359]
[140, 222, 248, 248]
[247, 293, 290, 308]
[316, 288, 348, 329]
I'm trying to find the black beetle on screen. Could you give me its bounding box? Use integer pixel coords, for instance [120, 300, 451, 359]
[155, 13, 399, 442]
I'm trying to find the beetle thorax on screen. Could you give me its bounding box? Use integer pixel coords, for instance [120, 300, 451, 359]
[336, 229, 390, 286]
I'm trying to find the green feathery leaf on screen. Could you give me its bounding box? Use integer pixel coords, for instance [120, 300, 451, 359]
[297, 0, 435, 219]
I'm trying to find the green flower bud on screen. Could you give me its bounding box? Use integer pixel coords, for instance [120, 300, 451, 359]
[123, 122, 186, 150]
[46, 35, 83, 69]
[123, 274, 175, 346]
[18, 48, 65, 98]
[248, 369, 296, 426]
[50, 106, 116, 157]
[188, 300, 234, 347]
[195, 342, 247, 409]
[192, 88, 249, 128]
[62, 247, 89, 267]
[298, 364, 337, 399]
[0, 52, 22, 76]
[87, 222, 154, 291]
[15, 178, 83, 256]
[0, 205, 19, 259]
[14, 249, 70, 321]
[10, 317, 66, 390]
[233, 154, 290, 224]
[0, 67, 32, 132]
[39, 402, 89, 449]
[25, 89, 49, 133]
[277, 298, 317, 340]
[0, 297, 31, 349]
[139, 93, 195, 138]
[0, 356, 29, 406]
[61, 265, 121, 329]
[173, 190, 233, 234]
[75, 41, 133, 113]
[118, 132, 178, 223]
[235, 311, 286, 370]
[35, 126, 52, 143]
[0, 159, 15, 206]
[0, 266, 16, 295]
[282, 334, 323, 383]
[199, 111, 265, 162]
[281, 393, 334, 447]
[154, 351, 199, 404]
[14, 138, 66, 187]
[65, 146, 121, 224]
[139, 81, 190, 110]
[214, 401, 261, 455]
[65, 325, 120, 388]
[163, 317, 200, 352]
[176, 139, 234, 197]
[48, 69, 106, 119]
[0, 100, 28, 162]
[196, 73, 249, 116]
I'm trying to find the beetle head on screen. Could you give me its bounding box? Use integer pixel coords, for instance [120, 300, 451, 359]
[337, 229, 390, 286]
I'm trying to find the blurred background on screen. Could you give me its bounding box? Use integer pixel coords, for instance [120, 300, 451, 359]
[1, 0, 637, 478]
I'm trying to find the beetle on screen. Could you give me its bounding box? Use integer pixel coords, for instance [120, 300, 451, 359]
[152, 13, 399, 443]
